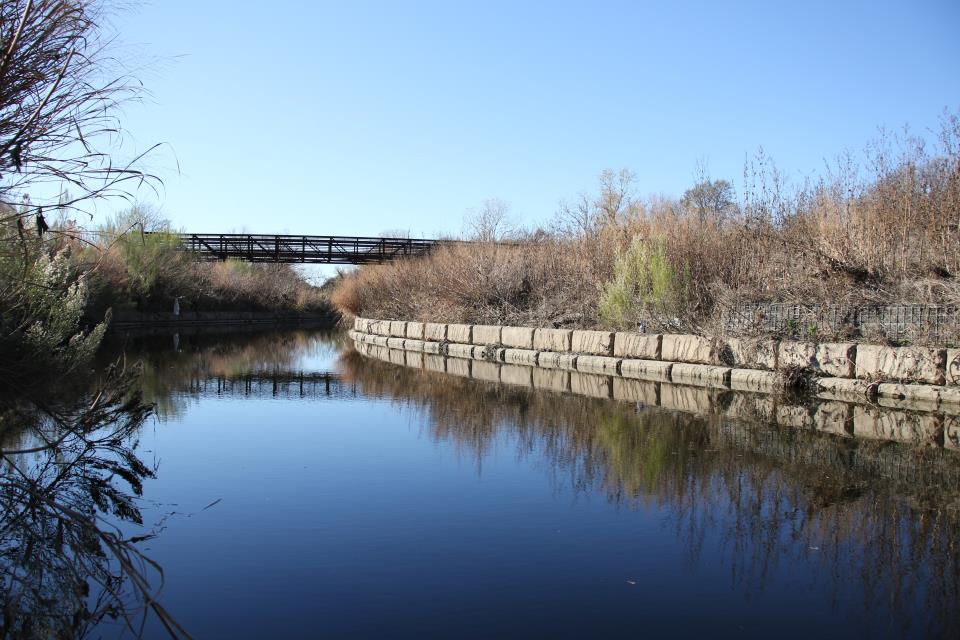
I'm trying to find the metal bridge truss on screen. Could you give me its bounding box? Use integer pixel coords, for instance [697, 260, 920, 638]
[169, 233, 441, 264]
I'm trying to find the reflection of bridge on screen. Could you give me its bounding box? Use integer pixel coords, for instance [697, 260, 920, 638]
[163, 233, 446, 264]
[178, 372, 357, 400]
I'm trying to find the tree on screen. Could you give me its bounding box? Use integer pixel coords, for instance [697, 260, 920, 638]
[464, 198, 515, 242]
[681, 178, 737, 225]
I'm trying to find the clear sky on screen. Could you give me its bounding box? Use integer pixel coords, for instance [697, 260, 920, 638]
[104, 0, 960, 238]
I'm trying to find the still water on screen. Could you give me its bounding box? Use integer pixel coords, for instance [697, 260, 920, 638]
[96, 328, 957, 638]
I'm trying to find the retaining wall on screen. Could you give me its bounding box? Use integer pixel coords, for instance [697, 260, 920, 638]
[350, 317, 960, 410]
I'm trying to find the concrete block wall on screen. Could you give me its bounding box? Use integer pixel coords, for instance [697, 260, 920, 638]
[350, 317, 960, 409]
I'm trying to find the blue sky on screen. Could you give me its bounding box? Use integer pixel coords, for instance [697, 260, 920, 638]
[104, 0, 960, 238]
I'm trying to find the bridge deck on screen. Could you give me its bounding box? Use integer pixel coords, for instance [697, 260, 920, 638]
[166, 233, 443, 264]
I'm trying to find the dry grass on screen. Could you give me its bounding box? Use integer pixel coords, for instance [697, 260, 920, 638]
[333, 113, 960, 342]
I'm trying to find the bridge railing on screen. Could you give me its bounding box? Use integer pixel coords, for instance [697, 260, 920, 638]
[156, 233, 445, 264]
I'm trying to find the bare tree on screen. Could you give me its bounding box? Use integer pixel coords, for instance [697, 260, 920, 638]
[463, 198, 515, 242]
[555, 168, 638, 237]
[0, 0, 158, 225]
[681, 162, 737, 225]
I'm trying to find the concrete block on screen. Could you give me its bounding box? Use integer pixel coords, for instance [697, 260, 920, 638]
[816, 342, 856, 378]
[445, 357, 471, 378]
[388, 349, 406, 366]
[424, 354, 446, 373]
[877, 395, 940, 414]
[405, 351, 424, 368]
[373, 335, 390, 347]
[500, 364, 533, 388]
[347, 330, 361, 342]
[877, 383, 943, 404]
[371, 319, 392, 336]
[947, 349, 960, 386]
[660, 383, 713, 414]
[389, 320, 407, 338]
[447, 324, 472, 344]
[777, 340, 816, 370]
[472, 345, 503, 361]
[777, 404, 813, 429]
[386, 337, 406, 350]
[533, 328, 572, 353]
[422, 341, 441, 354]
[670, 363, 731, 389]
[424, 322, 447, 342]
[722, 338, 778, 370]
[471, 360, 500, 383]
[620, 359, 672, 382]
[538, 352, 578, 370]
[503, 348, 539, 366]
[501, 326, 535, 350]
[855, 344, 946, 385]
[614, 333, 661, 360]
[533, 368, 569, 394]
[941, 386, 960, 408]
[729, 369, 780, 393]
[572, 330, 614, 356]
[405, 322, 425, 340]
[446, 343, 474, 359]
[613, 378, 658, 406]
[569, 372, 612, 399]
[815, 377, 878, 402]
[814, 401, 853, 436]
[853, 406, 942, 445]
[662, 334, 715, 364]
[472, 325, 502, 345]
[575, 355, 620, 375]
[353, 317, 363, 331]
[403, 339, 425, 352]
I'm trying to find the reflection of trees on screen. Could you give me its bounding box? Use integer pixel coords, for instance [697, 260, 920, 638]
[101, 328, 341, 419]
[339, 350, 960, 637]
[0, 367, 188, 638]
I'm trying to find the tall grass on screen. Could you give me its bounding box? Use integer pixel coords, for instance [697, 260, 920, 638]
[332, 112, 960, 340]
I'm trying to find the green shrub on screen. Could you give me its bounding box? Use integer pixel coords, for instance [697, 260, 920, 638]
[598, 236, 687, 329]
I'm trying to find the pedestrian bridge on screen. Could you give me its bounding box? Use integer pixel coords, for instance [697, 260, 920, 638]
[164, 233, 444, 264]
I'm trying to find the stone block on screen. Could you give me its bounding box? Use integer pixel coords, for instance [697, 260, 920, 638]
[876, 395, 940, 414]
[405, 321, 425, 340]
[445, 357, 471, 378]
[814, 401, 853, 436]
[613, 333, 662, 360]
[620, 359, 672, 382]
[853, 406, 942, 445]
[941, 386, 960, 408]
[388, 349, 406, 366]
[446, 343, 474, 359]
[945, 416, 960, 451]
[538, 352, 578, 370]
[503, 348, 539, 366]
[729, 369, 780, 393]
[371, 319, 392, 336]
[533, 328, 572, 353]
[777, 340, 816, 370]
[670, 363, 731, 389]
[877, 383, 943, 404]
[424, 354, 446, 373]
[424, 322, 447, 342]
[855, 344, 946, 385]
[353, 317, 364, 331]
[386, 337, 406, 350]
[569, 372, 612, 399]
[613, 378, 658, 405]
[405, 351, 424, 368]
[575, 355, 620, 375]
[661, 334, 715, 364]
[572, 330, 614, 356]
[815, 377, 878, 402]
[472, 325, 502, 345]
[422, 341, 442, 354]
[373, 335, 390, 347]
[947, 349, 960, 386]
[722, 338, 778, 370]
[660, 383, 713, 414]
[533, 368, 570, 394]
[471, 360, 500, 383]
[472, 345, 503, 361]
[389, 320, 407, 338]
[501, 326, 535, 350]
[404, 339, 425, 352]
[447, 324, 472, 344]
[815, 342, 856, 378]
[777, 404, 813, 429]
[500, 364, 533, 388]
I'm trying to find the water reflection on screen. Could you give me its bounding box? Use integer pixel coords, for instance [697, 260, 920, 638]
[339, 346, 960, 638]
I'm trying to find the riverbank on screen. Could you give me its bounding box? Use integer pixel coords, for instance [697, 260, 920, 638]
[348, 317, 960, 436]
[108, 309, 338, 333]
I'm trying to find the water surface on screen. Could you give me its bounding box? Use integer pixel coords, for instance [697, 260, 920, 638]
[97, 329, 959, 638]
